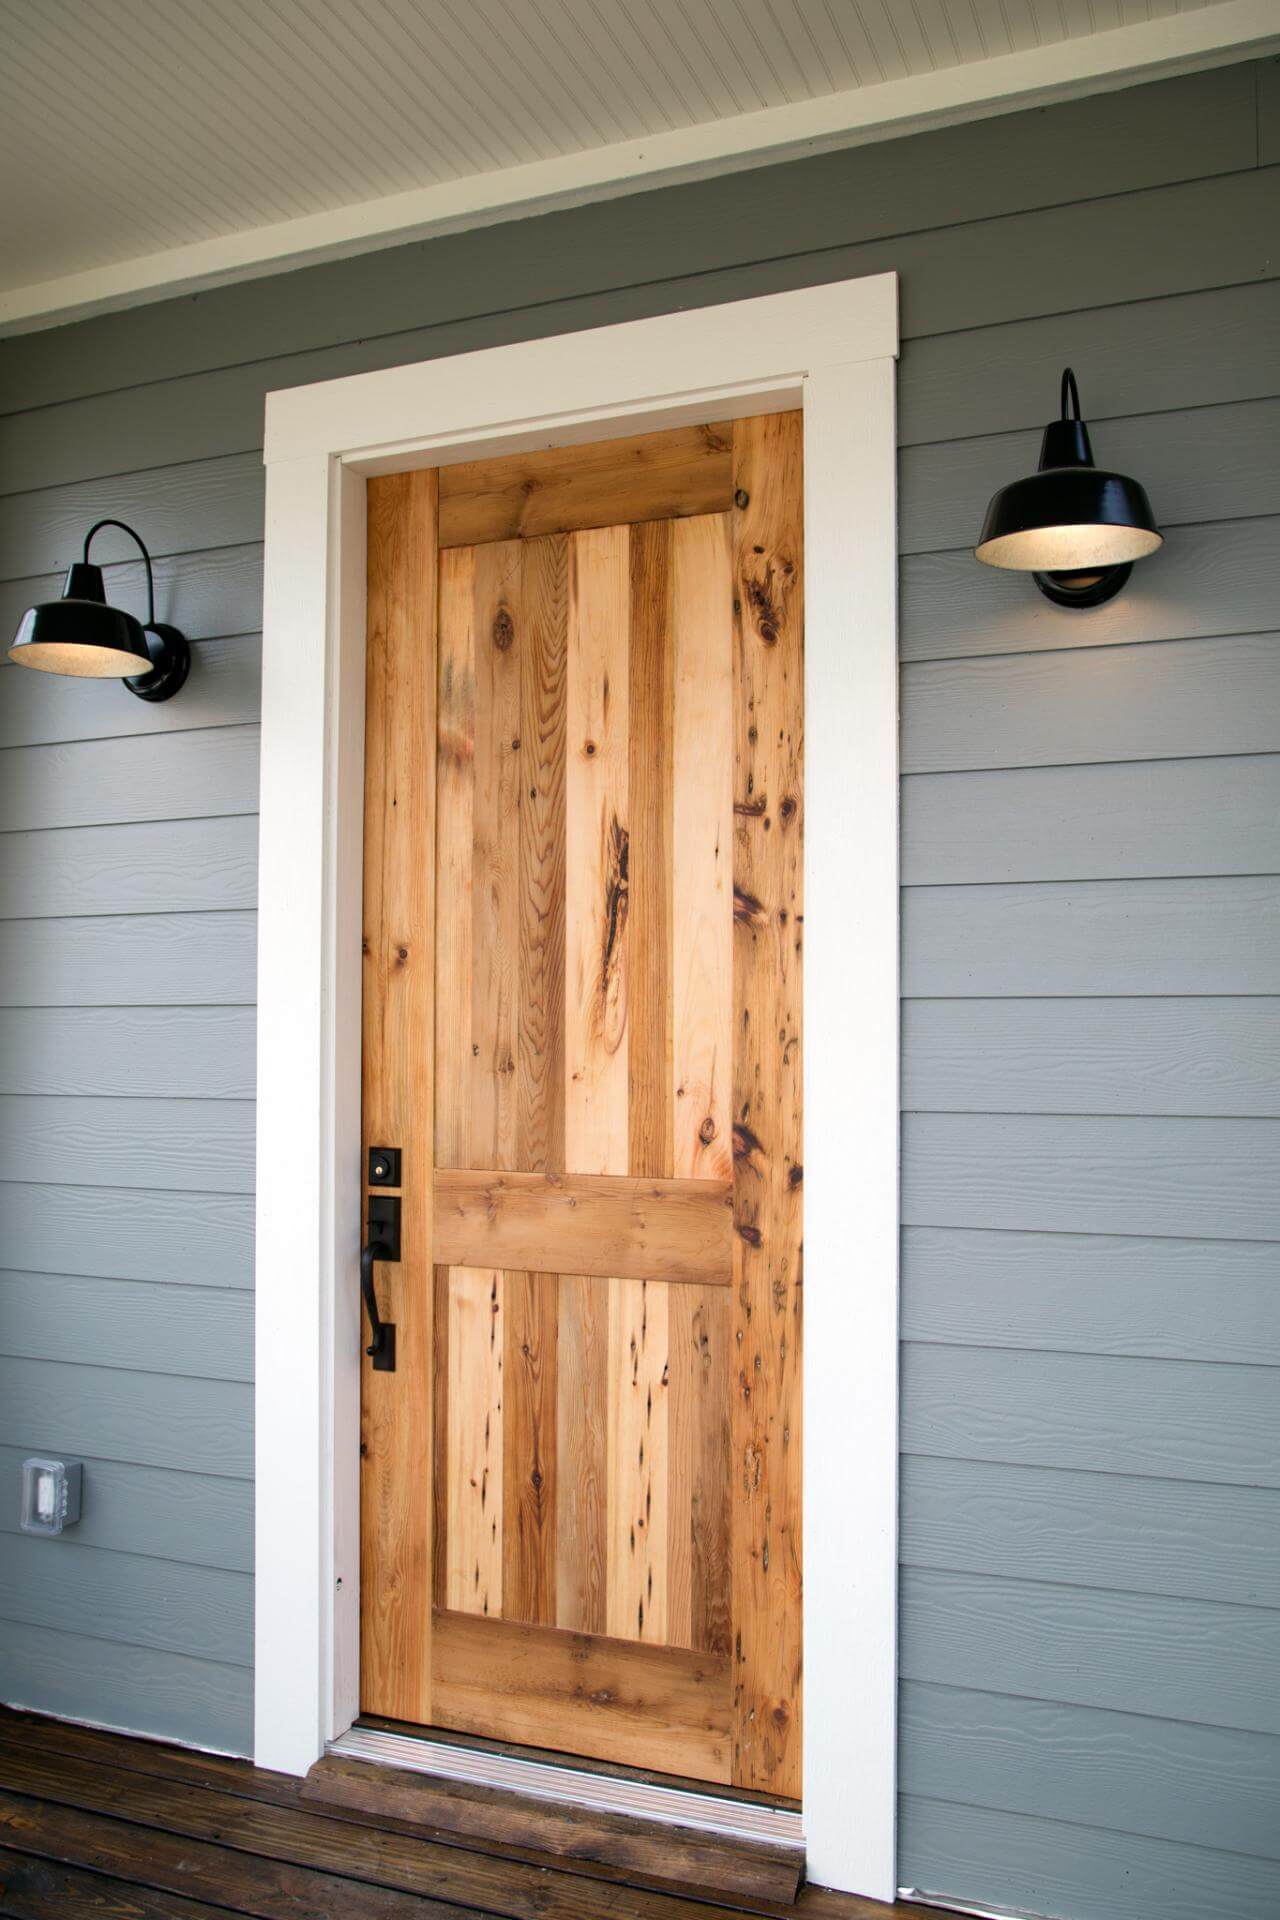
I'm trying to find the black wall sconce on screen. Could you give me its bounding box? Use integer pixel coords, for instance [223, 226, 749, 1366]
[975, 368, 1162, 608]
[8, 519, 190, 701]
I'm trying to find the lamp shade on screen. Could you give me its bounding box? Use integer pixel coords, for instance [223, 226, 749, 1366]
[9, 562, 154, 678]
[975, 370, 1161, 607]
[976, 461, 1162, 572]
[8, 522, 190, 702]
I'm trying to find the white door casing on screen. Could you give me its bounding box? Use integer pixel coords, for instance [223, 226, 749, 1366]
[255, 273, 900, 1899]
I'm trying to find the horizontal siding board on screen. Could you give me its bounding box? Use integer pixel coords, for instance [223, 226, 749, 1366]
[901, 398, 1280, 556]
[901, 1568, 1280, 1737]
[903, 876, 1280, 998]
[4, 169, 1277, 495]
[0, 1446, 251, 1571]
[900, 277, 1280, 444]
[0, 816, 258, 919]
[902, 514, 1280, 662]
[0, 543, 263, 649]
[0, 1535, 250, 1668]
[902, 1343, 1280, 1487]
[0, 1183, 253, 1288]
[0, 635, 262, 749]
[901, 1456, 1280, 1607]
[0, 1007, 255, 1098]
[902, 754, 1280, 884]
[0, 912, 257, 1008]
[903, 1112, 1280, 1241]
[0, 725, 259, 833]
[899, 1793, 1280, 1920]
[0, 1357, 252, 1477]
[0, 1620, 251, 1755]
[0, 1096, 254, 1193]
[0, 63, 1256, 413]
[902, 1226, 1280, 1363]
[903, 998, 1280, 1118]
[902, 632, 1280, 774]
[0, 1271, 253, 1381]
[1262, 56, 1280, 166]
[0, 452, 264, 580]
[901, 1680, 1280, 1860]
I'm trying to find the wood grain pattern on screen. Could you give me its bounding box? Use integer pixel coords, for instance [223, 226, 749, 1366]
[672, 513, 734, 1184]
[565, 524, 631, 1177]
[667, 513, 735, 1662]
[627, 519, 674, 1180]
[433, 1169, 732, 1283]
[607, 1279, 669, 1644]
[730, 411, 804, 1795]
[555, 1271, 608, 1636]
[439, 423, 733, 548]
[516, 534, 568, 1177]
[434, 546, 475, 1171]
[503, 1270, 558, 1624]
[432, 1268, 450, 1613]
[431, 1609, 732, 1783]
[471, 539, 522, 1172]
[445, 1268, 504, 1617]
[667, 1284, 732, 1657]
[360, 468, 438, 1723]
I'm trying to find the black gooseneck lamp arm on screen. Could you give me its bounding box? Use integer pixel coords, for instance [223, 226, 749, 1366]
[85, 518, 191, 703]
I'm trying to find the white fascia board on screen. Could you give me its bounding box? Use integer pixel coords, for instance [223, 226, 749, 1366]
[2, 0, 1276, 336]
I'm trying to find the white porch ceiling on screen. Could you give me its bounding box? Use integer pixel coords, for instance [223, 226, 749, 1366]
[0, 0, 1274, 332]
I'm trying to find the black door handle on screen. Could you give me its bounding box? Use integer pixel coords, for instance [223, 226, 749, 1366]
[360, 1241, 397, 1371]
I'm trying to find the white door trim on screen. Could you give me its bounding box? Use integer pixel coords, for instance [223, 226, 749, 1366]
[254, 272, 900, 1900]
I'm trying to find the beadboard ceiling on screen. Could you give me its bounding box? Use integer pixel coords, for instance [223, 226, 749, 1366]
[0, 0, 1273, 331]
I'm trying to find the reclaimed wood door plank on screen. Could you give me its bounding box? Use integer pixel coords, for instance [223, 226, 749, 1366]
[730, 411, 805, 1796]
[430, 1609, 732, 1784]
[433, 1169, 732, 1282]
[565, 522, 631, 1179]
[361, 468, 438, 1725]
[439, 422, 734, 549]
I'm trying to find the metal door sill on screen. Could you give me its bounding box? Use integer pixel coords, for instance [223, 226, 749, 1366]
[328, 1723, 804, 1848]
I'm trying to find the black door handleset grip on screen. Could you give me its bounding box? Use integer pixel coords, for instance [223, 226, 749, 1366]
[361, 1151, 402, 1372]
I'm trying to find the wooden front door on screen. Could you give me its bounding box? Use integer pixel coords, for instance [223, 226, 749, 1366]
[360, 412, 803, 1798]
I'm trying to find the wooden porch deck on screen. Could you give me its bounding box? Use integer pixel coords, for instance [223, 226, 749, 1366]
[0, 1708, 953, 1920]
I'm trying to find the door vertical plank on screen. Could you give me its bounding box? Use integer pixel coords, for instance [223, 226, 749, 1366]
[565, 525, 631, 1178]
[627, 518, 674, 1182]
[607, 1277, 670, 1644]
[669, 510, 736, 1655]
[565, 525, 631, 1650]
[730, 412, 804, 1796]
[446, 1266, 504, 1617]
[672, 513, 735, 1185]
[507, 533, 568, 1627]
[361, 469, 438, 1722]
[555, 1272, 608, 1634]
[670, 1285, 732, 1655]
[435, 547, 476, 1170]
[517, 532, 568, 1178]
[432, 1266, 450, 1611]
[471, 539, 523, 1174]
[503, 1268, 559, 1622]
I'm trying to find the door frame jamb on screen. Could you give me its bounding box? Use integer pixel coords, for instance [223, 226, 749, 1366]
[254, 272, 900, 1900]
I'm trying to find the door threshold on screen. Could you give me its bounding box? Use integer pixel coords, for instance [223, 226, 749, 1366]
[328, 1723, 804, 1848]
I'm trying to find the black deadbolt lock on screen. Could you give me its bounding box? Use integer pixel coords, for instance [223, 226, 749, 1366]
[368, 1145, 401, 1187]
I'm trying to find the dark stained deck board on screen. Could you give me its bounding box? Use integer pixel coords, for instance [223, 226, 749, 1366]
[0, 1709, 951, 1920]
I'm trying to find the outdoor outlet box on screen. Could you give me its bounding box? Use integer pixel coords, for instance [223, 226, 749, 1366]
[20, 1456, 82, 1536]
